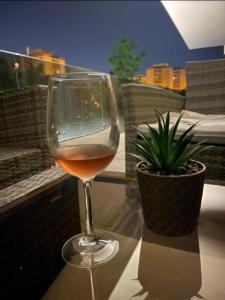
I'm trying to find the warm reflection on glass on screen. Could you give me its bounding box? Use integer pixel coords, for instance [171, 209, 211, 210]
[135, 226, 202, 300]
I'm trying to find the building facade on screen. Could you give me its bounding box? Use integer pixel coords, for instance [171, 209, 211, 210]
[28, 48, 66, 75]
[139, 64, 186, 91]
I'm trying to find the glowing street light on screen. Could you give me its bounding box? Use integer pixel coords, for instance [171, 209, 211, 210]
[14, 62, 20, 89]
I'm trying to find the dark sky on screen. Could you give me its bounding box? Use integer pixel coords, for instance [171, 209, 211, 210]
[0, 1, 223, 74]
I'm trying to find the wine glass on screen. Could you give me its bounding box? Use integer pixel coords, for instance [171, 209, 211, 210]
[47, 72, 120, 268]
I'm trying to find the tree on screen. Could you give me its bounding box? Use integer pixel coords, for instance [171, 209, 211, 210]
[109, 38, 145, 80]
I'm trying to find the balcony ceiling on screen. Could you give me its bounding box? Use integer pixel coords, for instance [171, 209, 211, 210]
[161, 1, 225, 49]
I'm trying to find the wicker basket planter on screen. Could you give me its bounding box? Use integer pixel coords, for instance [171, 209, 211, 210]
[136, 161, 206, 236]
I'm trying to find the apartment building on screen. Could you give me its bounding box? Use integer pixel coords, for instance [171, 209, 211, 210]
[139, 64, 186, 91]
[28, 48, 66, 75]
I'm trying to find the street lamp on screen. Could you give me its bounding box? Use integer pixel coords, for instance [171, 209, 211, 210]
[14, 62, 20, 89]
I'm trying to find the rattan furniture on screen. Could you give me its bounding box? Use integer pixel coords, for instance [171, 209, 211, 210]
[122, 58, 225, 183]
[0, 168, 80, 300]
[0, 85, 81, 299]
[0, 85, 53, 188]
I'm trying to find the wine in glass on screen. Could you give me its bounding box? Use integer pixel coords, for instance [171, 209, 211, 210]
[47, 72, 120, 268]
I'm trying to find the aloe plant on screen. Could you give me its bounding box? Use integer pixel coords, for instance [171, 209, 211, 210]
[130, 110, 207, 175]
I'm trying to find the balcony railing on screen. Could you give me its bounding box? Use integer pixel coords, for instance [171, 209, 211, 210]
[0, 50, 124, 133]
[0, 50, 89, 91]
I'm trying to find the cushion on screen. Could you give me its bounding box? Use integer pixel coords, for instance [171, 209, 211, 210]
[137, 111, 225, 145]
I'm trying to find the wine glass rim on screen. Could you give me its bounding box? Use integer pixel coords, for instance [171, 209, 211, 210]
[49, 71, 110, 81]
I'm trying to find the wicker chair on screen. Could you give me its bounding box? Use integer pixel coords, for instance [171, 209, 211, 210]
[0, 85, 81, 299]
[0, 85, 54, 189]
[122, 58, 225, 183]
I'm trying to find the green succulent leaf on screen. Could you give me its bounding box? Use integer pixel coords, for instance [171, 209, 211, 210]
[168, 113, 183, 149]
[129, 111, 208, 174]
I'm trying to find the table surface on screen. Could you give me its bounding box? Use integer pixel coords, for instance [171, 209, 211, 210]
[42, 178, 225, 300]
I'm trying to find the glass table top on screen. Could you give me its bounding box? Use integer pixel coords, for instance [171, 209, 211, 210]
[42, 179, 225, 300]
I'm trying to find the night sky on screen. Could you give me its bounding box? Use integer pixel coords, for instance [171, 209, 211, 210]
[0, 1, 223, 74]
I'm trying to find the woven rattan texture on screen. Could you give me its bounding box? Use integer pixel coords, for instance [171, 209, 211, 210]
[122, 84, 184, 176]
[195, 145, 225, 181]
[0, 166, 65, 208]
[0, 167, 80, 299]
[0, 147, 44, 189]
[122, 58, 225, 182]
[0, 86, 81, 298]
[185, 59, 225, 114]
[0, 85, 54, 170]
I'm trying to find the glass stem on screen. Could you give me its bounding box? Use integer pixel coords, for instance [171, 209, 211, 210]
[82, 180, 95, 237]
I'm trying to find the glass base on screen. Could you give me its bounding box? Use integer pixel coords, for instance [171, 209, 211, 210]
[62, 231, 119, 268]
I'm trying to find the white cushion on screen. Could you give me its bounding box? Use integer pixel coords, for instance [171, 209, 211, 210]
[138, 111, 225, 145]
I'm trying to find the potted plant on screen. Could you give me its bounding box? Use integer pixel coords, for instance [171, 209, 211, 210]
[130, 111, 207, 236]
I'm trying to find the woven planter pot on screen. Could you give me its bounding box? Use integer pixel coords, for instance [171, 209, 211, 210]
[136, 161, 206, 236]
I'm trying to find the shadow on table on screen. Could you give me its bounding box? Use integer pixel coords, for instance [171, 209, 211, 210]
[135, 225, 204, 300]
[199, 208, 225, 243]
[42, 232, 140, 300]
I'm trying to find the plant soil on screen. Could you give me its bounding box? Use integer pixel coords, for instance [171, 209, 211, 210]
[139, 160, 203, 176]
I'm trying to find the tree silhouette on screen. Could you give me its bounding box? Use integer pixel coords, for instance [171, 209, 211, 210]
[109, 38, 145, 80]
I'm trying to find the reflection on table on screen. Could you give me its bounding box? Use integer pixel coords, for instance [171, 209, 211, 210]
[43, 183, 225, 300]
